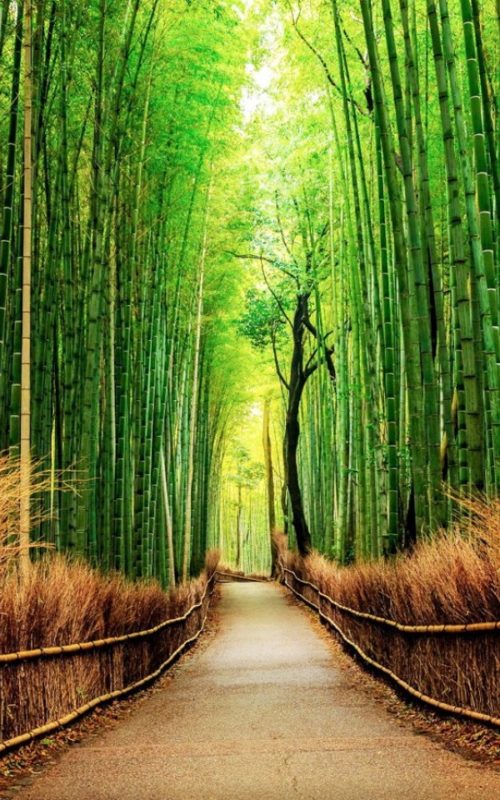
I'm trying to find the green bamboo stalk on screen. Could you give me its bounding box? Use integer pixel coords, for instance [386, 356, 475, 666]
[359, 0, 427, 538]
[0, 1, 23, 451]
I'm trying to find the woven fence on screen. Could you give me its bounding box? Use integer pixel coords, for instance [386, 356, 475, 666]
[283, 563, 499, 727]
[0, 569, 217, 752]
[216, 570, 271, 583]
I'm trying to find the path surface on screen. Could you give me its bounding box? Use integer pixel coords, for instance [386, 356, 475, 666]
[16, 583, 499, 800]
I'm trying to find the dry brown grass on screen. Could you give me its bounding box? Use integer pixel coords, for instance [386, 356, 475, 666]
[2, 558, 184, 650]
[279, 500, 500, 719]
[0, 455, 220, 748]
[0, 551, 219, 745]
[0, 455, 55, 571]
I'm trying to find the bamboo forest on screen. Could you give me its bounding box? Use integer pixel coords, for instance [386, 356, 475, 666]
[0, 1, 499, 797]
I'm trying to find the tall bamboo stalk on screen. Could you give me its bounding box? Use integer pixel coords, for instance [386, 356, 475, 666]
[19, 0, 32, 574]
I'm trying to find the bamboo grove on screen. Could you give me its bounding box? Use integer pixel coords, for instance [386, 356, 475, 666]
[236, 0, 499, 564]
[0, 0, 251, 583]
[0, 0, 499, 579]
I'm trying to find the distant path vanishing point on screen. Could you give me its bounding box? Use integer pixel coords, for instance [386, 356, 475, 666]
[14, 583, 500, 800]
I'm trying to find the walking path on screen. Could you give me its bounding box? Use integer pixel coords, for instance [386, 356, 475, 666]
[16, 583, 499, 800]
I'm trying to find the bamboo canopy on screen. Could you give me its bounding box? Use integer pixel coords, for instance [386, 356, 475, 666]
[0, 0, 497, 573]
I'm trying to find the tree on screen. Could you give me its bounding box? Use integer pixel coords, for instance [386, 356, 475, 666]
[238, 195, 335, 557]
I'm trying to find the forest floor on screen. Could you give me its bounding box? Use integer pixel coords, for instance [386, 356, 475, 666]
[3, 582, 500, 800]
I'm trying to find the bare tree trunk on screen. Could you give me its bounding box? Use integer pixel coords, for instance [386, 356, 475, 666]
[262, 397, 278, 574]
[280, 478, 289, 535]
[285, 297, 313, 557]
[285, 385, 311, 556]
[236, 483, 243, 569]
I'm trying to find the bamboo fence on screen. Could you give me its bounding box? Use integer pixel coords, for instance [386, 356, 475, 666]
[216, 571, 271, 583]
[283, 565, 500, 727]
[0, 571, 217, 752]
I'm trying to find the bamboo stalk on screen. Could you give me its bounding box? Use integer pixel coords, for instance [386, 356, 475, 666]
[19, 0, 32, 575]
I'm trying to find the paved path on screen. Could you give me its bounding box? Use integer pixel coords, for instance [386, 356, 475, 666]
[16, 583, 499, 800]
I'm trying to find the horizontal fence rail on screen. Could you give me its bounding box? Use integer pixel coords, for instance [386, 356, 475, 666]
[283, 566, 500, 728]
[0, 571, 218, 753]
[0, 573, 216, 664]
[283, 568, 500, 634]
[216, 571, 271, 583]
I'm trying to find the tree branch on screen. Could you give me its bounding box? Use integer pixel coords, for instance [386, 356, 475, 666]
[286, 0, 367, 117]
[271, 327, 290, 390]
[226, 250, 276, 265]
[303, 311, 336, 382]
[227, 249, 297, 283]
[304, 346, 318, 375]
[303, 359, 319, 382]
[260, 258, 293, 329]
[275, 190, 300, 282]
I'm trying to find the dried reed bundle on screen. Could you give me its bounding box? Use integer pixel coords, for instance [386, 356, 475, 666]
[279, 502, 500, 720]
[0, 454, 54, 572]
[0, 552, 218, 745]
